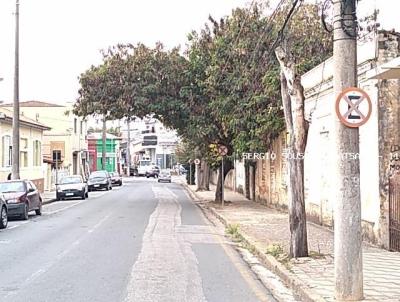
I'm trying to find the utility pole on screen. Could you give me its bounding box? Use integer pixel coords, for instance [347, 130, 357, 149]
[221, 156, 225, 207]
[333, 0, 363, 300]
[12, 0, 20, 180]
[102, 116, 107, 170]
[126, 118, 131, 176]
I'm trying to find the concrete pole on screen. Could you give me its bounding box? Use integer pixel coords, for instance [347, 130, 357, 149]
[189, 162, 192, 185]
[102, 117, 107, 170]
[221, 156, 225, 207]
[163, 147, 166, 169]
[333, 0, 363, 300]
[126, 118, 131, 176]
[12, 0, 20, 180]
[55, 152, 58, 185]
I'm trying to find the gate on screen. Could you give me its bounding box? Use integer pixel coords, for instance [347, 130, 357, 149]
[389, 177, 400, 251]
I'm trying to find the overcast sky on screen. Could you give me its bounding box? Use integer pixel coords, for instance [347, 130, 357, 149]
[0, 0, 397, 105]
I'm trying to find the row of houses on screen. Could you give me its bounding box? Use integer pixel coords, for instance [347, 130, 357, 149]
[214, 30, 400, 252]
[0, 101, 121, 192]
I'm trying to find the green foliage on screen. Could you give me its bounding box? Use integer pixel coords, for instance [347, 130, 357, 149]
[73, 2, 332, 167]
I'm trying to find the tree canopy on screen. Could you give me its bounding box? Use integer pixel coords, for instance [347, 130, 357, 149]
[73, 2, 332, 165]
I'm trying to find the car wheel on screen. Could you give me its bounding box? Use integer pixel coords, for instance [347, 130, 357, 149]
[35, 201, 42, 216]
[21, 203, 29, 220]
[0, 206, 8, 229]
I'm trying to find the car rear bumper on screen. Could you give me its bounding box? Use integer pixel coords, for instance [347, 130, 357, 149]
[88, 184, 108, 190]
[7, 203, 25, 216]
[58, 190, 84, 198]
[158, 178, 171, 182]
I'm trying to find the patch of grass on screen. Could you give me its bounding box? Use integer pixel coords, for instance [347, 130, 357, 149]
[266, 243, 292, 269]
[225, 224, 243, 242]
[266, 243, 284, 257]
[240, 241, 257, 254]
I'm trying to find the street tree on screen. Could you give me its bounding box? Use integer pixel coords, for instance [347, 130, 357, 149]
[274, 2, 333, 258]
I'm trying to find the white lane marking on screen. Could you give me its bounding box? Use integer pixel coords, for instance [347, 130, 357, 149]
[124, 186, 206, 302]
[2, 214, 111, 299]
[88, 214, 110, 233]
[44, 200, 84, 215]
[4, 190, 111, 232]
[7, 221, 30, 230]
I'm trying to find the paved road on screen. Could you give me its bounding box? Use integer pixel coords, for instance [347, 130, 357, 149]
[0, 178, 276, 302]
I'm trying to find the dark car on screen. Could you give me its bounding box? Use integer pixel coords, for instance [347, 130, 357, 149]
[56, 175, 88, 200]
[0, 180, 42, 220]
[110, 172, 122, 186]
[129, 166, 137, 176]
[0, 194, 7, 229]
[146, 166, 160, 178]
[88, 171, 112, 191]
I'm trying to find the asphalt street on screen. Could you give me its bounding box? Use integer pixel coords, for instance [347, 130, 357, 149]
[0, 177, 277, 302]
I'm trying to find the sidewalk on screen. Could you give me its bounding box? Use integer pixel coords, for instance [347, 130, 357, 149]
[41, 190, 57, 205]
[182, 182, 400, 302]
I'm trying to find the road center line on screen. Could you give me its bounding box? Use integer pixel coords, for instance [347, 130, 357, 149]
[124, 186, 206, 302]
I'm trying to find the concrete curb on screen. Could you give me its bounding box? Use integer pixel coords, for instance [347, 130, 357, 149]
[180, 182, 327, 302]
[42, 198, 57, 205]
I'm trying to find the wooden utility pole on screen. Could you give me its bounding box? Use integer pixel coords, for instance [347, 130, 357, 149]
[12, 0, 20, 180]
[102, 117, 107, 170]
[333, 0, 363, 300]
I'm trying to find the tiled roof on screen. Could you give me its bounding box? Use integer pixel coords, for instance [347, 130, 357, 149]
[0, 108, 51, 130]
[0, 100, 64, 107]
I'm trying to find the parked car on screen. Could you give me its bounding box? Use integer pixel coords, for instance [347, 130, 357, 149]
[0, 180, 42, 220]
[110, 172, 122, 186]
[129, 166, 137, 176]
[158, 170, 172, 183]
[137, 165, 150, 177]
[88, 170, 112, 191]
[0, 194, 7, 229]
[146, 166, 160, 178]
[56, 175, 88, 200]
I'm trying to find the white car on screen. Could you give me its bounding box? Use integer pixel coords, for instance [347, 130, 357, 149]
[57, 175, 88, 200]
[158, 170, 171, 183]
[137, 165, 150, 176]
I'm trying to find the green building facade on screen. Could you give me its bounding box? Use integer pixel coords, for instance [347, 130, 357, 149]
[88, 133, 119, 173]
[96, 137, 117, 172]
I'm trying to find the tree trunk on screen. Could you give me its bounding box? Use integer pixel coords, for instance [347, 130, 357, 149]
[275, 46, 309, 258]
[102, 117, 107, 170]
[250, 163, 256, 201]
[215, 158, 233, 203]
[204, 162, 210, 191]
[196, 160, 210, 191]
[244, 163, 250, 200]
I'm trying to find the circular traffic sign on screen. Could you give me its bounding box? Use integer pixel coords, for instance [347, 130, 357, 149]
[218, 145, 228, 156]
[335, 87, 372, 128]
[194, 159, 201, 165]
